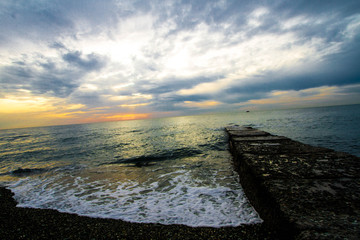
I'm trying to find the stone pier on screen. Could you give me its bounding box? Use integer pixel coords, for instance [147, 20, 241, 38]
[226, 126, 360, 240]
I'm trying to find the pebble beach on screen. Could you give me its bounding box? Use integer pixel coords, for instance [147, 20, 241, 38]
[0, 187, 278, 240]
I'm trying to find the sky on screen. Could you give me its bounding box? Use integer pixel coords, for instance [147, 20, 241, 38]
[1, 0, 360, 129]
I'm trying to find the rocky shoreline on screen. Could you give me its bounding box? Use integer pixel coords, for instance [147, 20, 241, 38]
[0, 187, 279, 239]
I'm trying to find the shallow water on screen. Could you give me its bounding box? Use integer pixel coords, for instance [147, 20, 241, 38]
[0, 104, 359, 227]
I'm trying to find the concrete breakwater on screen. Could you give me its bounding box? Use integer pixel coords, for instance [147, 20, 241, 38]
[226, 126, 360, 239]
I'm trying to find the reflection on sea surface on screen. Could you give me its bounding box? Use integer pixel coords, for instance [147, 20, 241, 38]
[0, 104, 359, 226]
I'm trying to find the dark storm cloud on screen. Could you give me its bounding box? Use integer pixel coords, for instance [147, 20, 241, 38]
[269, 2, 360, 46]
[152, 0, 249, 37]
[0, 49, 107, 98]
[68, 91, 104, 108]
[273, 0, 360, 17]
[138, 76, 222, 95]
[227, 45, 360, 96]
[1, 60, 78, 98]
[153, 0, 358, 40]
[222, 50, 360, 105]
[49, 42, 66, 50]
[0, 0, 141, 47]
[0, 1, 72, 45]
[31, 76, 78, 97]
[62, 51, 106, 71]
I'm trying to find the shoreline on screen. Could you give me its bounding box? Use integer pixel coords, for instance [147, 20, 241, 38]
[0, 187, 279, 239]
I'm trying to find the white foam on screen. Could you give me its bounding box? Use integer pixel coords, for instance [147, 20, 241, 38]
[8, 168, 262, 227]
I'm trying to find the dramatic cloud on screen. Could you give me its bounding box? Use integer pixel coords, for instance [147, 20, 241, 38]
[0, 0, 359, 128]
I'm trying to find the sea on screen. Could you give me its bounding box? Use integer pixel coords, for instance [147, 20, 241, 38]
[0, 104, 359, 227]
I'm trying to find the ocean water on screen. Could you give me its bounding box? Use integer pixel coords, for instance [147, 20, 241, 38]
[0, 104, 359, 227]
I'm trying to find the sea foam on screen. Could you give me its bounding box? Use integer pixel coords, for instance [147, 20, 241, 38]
[8, 166, 262, 227]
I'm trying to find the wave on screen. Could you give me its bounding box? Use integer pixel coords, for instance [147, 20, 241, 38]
[107, 147, 203, 166]
[0, 134, 31, 142]
[7, 169, 262, 227]
[6, 167, 50, 177]
[0, 164, 87, 178]
[0, 148, 54, 161]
